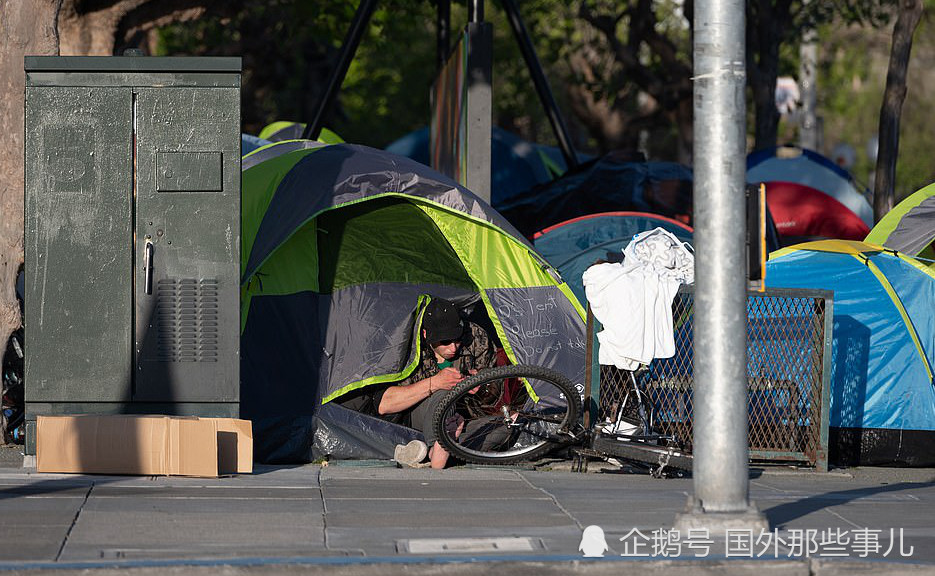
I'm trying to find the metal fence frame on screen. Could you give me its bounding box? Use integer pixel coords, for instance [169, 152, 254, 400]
[585, 286, 833, 471]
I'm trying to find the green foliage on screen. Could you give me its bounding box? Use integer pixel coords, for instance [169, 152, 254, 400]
[488, 0, 573, 147]
[157, 1, 359, 135]
[154, 0, 694, 156]
[333, 1, 437, 146]
[818, 11, 935, 201]
[820, 22, 882, 188]
[154, 0, 935, 194]
[155, 0, 578, 149]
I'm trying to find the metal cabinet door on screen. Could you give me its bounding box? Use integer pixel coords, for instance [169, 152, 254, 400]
[133, 86, 240, 402]
[24, 87, 134, 402]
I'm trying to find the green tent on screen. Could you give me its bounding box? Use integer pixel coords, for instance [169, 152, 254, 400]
[257, 120, 344, 144]
[241, 142, 586, 462]
[866, 182, 935, 270]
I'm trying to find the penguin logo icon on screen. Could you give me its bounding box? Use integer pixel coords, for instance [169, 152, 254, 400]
[579, 525, 609, 557]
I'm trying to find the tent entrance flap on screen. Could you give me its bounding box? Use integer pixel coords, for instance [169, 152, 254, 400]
[316, 197, 476, 293]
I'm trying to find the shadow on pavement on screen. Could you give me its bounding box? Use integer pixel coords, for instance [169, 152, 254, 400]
[763, 480, 935, 528]
[0, 475, 121, 499]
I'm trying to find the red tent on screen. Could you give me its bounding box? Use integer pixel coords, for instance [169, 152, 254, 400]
[765, 181, 870, 241]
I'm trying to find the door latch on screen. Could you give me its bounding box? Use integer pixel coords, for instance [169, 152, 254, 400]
[143, 238, 154, 295]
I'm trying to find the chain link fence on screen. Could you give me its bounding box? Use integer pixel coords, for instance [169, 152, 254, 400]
[587, 287, 833, 470]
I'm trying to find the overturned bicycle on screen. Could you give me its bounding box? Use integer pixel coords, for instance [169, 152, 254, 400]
[430, 281, 833, 477]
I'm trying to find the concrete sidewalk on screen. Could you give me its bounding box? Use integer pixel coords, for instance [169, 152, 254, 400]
[0, 447, 934, 574]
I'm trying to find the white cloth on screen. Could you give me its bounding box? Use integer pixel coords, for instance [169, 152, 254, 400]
[582, 227, 694, 370]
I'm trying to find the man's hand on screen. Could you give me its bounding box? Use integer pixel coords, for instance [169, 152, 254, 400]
[430, 367, 464, 392]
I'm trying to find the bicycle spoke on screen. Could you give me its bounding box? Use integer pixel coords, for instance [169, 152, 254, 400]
[512, 411, 571, 426]
[432, 365, 581, 465]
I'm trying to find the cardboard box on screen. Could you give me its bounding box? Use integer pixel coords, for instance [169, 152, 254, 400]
[36, 415, 253, 477]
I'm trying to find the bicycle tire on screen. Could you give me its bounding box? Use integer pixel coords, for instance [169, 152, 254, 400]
[591, 435, 693, 475]
[432, 364, 581, 465]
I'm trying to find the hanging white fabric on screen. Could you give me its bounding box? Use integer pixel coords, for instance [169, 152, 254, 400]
[582, 227, 694, 369]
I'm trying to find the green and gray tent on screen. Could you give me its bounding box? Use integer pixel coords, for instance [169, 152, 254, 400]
[257, 120, 344, 144]
[866, 182, 935, 270]
[241, 142, 586, 462]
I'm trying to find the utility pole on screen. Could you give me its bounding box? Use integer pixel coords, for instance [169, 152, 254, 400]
[674, 0, 769, 535]
[798, 30, 820, 151]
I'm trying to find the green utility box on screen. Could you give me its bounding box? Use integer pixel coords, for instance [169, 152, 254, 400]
[23, 57, 242, 455]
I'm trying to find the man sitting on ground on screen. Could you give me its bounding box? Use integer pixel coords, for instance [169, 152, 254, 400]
[341, 297, 498, 468]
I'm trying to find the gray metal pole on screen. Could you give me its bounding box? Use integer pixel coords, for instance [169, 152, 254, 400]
[468, 0, 484, 23]
[693, 0, 749, 514]
[675, 0, 768, 532]
[799, 32, 819, 151]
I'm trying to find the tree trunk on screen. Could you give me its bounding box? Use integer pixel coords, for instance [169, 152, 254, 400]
[57, 0, 216, 55]
[873, 0, 923, 223]
[747, 0, 787, 152]
[573, 2, 694, 160]
[0, 0, 60, 378]
[752, 71, 780, 152]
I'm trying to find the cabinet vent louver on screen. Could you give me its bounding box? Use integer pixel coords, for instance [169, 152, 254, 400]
[155, 278, 219, 362]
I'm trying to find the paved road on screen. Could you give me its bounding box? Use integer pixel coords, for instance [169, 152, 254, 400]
[0, 446, 933, 574]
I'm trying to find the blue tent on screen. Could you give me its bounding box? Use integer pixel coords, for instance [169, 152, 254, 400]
[533, 211, 693, 305]
[766, 240, 935, 466]
[385, 126, 583, 206]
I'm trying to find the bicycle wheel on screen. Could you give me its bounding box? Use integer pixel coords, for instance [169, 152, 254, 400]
[590, 434, 693, 477]
[432, 364, 581, 465]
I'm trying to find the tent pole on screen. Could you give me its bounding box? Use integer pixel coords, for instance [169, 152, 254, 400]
[499, 0, 579, 171]
[302, 0, 378, 141]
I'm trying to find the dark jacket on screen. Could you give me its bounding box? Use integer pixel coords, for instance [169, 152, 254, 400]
[340, 321, 498, 426]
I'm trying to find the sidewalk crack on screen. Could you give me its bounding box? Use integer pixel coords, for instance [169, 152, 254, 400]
[513, 471, 583, 530]
[55, 482, 94, 561]
[824, 506, 862, 529]
[751, 480, 794, 494]
[318, 467, 329, 550]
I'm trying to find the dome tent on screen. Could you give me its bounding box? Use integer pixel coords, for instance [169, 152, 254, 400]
[766, 240, 935, 465]
[257, 120, 344, 144]
[384, 126, 583, 207]
[747, 146, 873, 242]
[498, 154, 694, 238]
[241, 133, 271, 156]
[532, 211, 694, 305]
[759, 181, 870, 242]
[241, 142, 586, 463]
[865, 182, 935, 270]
